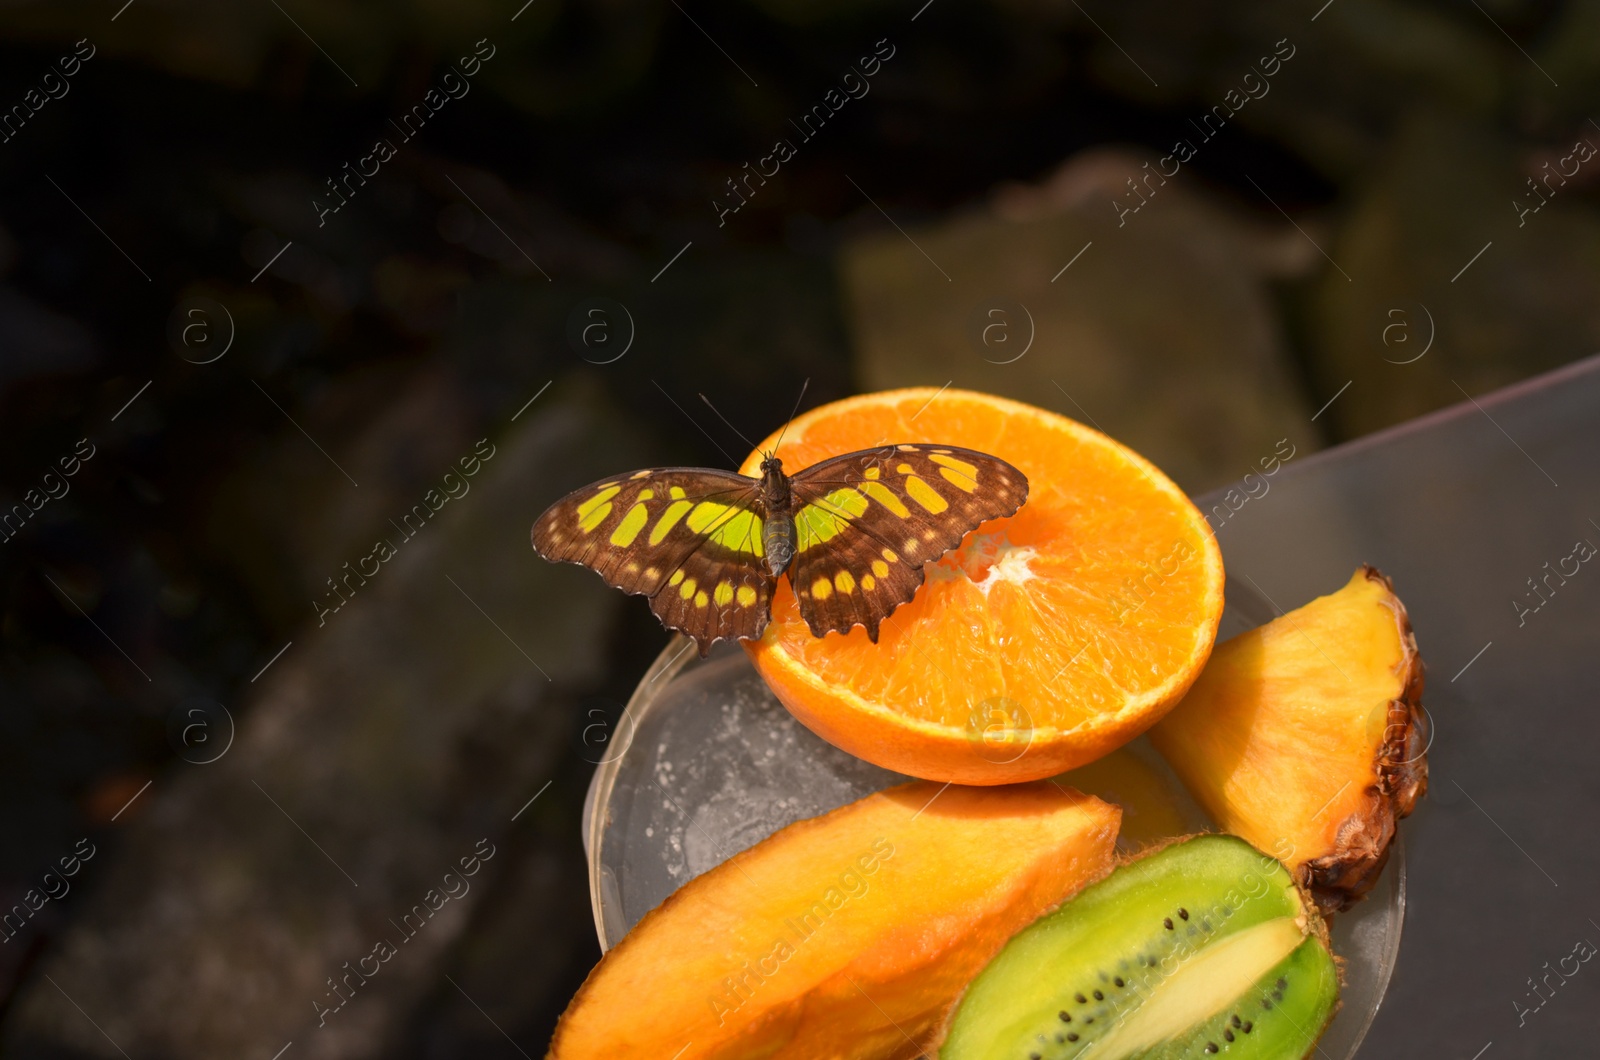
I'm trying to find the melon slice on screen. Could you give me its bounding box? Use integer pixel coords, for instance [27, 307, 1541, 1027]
[1149, 566, 1426, 913]
[549, 782, 1120, 1059]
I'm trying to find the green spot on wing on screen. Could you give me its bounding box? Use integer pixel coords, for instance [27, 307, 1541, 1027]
[650, 499, 694, 545]
[686, 502, 764, 556]
[577, 485, 620, 519]
[795, 489, 867, 552]
[610, 502, 650, 546]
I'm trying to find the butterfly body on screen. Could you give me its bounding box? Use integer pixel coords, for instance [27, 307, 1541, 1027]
[531, 444, 1027, 655]
[756, 457, 798, 578]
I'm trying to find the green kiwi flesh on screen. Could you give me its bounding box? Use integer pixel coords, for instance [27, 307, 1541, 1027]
[941, 835, 1339, 1060]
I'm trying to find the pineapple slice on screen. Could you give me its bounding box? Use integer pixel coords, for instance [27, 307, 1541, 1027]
[1150, 566, 1426, 913]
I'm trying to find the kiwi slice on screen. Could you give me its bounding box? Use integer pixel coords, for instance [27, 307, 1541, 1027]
[941, 835, 1339, 1060]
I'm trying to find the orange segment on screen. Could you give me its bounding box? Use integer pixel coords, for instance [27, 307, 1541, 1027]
[743, 388, 1225, 784]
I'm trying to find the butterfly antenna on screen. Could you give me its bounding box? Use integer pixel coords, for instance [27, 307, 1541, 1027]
[653, 380, 739, 466]
[769, 377, 810, 457]
[699, 392, 758, 451]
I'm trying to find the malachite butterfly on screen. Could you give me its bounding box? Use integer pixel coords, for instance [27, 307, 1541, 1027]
[532, 444, 1028, 655]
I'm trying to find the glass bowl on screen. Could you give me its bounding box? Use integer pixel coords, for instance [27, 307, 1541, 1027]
[582, 577, 1405, 1058]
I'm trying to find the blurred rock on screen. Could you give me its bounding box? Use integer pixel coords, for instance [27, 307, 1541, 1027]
[1540, 1, 1600, 116]
[1263, 0, 1503, 171]
[372, 255, 471, 336]
[1308, 107, 1600, 439]
[205, 364, 480, 628]
[402, 811, 595, 1059]
[841, 148, 1320, 492]
[3, 0, 664, 115]
[986, 0, 1506, 176]
[2, 376, 647, 1059]
[419, 163, 638, 283]
[0, 287, 98, 392]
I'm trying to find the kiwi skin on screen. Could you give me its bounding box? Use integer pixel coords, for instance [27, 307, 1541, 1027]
[937, 835, 1341, 1060]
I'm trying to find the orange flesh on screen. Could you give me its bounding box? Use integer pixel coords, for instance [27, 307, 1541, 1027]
[743, 388, 1224, 783]
[548, 782, 1120, 1059]
[1149, 567, 1424, 902]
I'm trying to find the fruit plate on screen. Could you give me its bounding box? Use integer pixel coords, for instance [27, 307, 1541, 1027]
[582, 576, 1405, 1058]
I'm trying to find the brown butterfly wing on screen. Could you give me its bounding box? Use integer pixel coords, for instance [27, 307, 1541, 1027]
[785, 444, 1029, 641]
[531, 469, 773, 654]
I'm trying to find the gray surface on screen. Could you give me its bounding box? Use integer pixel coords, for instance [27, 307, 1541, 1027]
[1205, 354, 1600, 1059]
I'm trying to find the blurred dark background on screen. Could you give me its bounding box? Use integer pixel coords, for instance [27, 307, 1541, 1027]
[1, 1, 1597, 1056]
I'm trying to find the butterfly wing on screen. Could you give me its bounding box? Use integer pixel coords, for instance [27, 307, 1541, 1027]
[531, 469, 774, 654]
[786, 444, 1029, 641]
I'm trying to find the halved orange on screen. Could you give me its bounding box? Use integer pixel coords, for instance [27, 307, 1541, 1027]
[742, 388, 1224, 784]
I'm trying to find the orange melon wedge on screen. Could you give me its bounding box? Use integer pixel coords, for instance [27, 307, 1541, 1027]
[548, 782, 1120, 1059]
